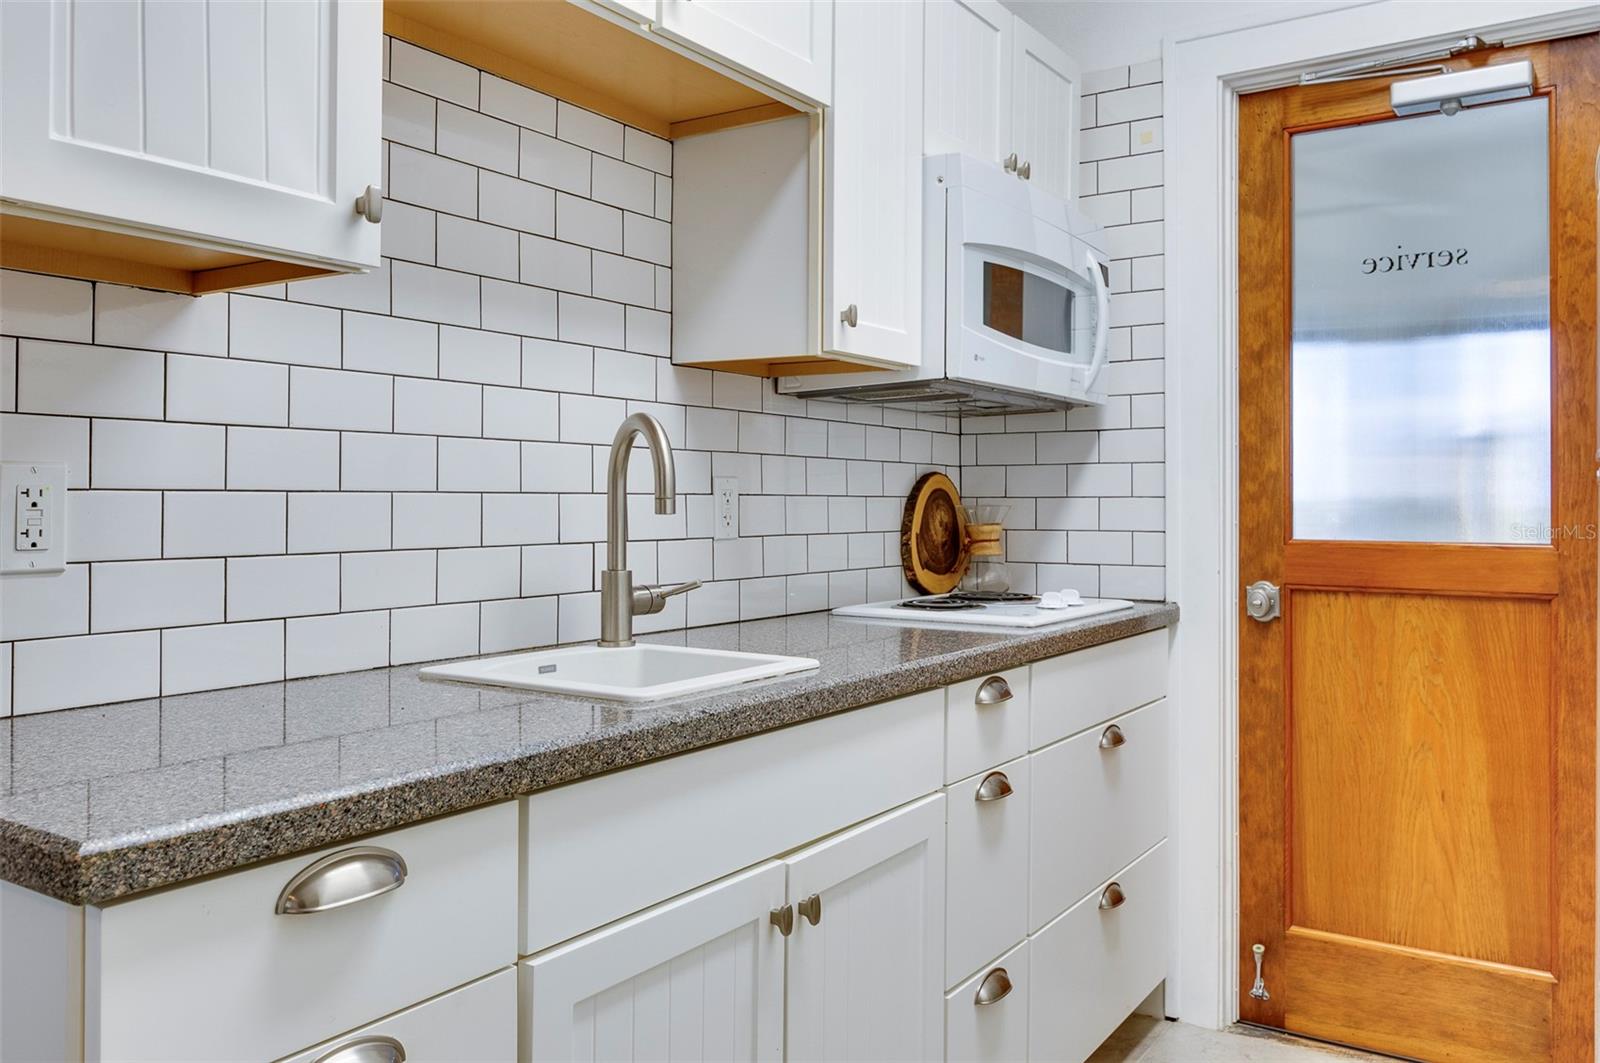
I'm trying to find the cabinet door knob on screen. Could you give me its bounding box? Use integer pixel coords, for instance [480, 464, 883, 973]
[354, 184, 384, 224]
[840, 303, 859, 327]
[1099, 881, 1127, 911]
[1002, 152, 1019, 174]
[974, 966, 1013, 1006]
[1018, 160, 1032, 180]
[770, 904, 795, 936]
[313, 1035, 406, 1063]
[798, 893, 822, 926]
[975, 675, 1013, 706]
[275, 846, 407, 915]
[975, 770, 1014, 802]
[1099, 723, 1127, 750]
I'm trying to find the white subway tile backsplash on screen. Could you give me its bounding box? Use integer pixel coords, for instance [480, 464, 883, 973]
[382, 200, 438, 263]
[393, 492, 481, 549]
[481, 73, 556, 133]
[13, 631, 160, 714]
[68, 491, 161, 561]
[227, 554, 339, 620]
[480, 596, 557, 654]
[482, 385, 558, 441]
[522, 543, 593, 595]
[390, 602, 479, 664]
[556, 193, 623, 253]
[442, 326, 520, 386]
[438, 546, 519, 602]
[0, 271, 93, 342]
[481, 278, 558, 337]
[228, 426, 339, 490]
[1096, 83, 1161, 124]
[161, 620, 284, 695]
[18, 341, 163, 419]
[164, 491, 286, 558]
[96, 286, 227, 355]
[520, 234, 591, 295]
[344, 312, 439, 378]
[438, 437, 519, 491]
[394, 377, 482, 437]
[592, 252, 655, 307]
[483, 493, 557, 545]
[438, 214, 520, 280]
[342, 549, 435, 611]
[557, 101, 624, 157]
[437, 101, 519, 174]
[623, 212, 671, 265]
[591, 154, 655, 214]
[341, 431, 436, 491]
[391, 261, 482, 328]
[91, 558, 223, 632]
[230, 295, 342, 367]
[520, 130, 590, 196]
[167, 353, 287, 426]
[559, 393, 627, 445]
[480, 171, 556, 236]
[521, 441, 592, 492]
[383, 81, 436, 150]
[390, 40, 478, 107]
[0, 563, 88, 640]
[94, 419, 224, 489]
[290, 366, 393, 432]
[289, 493, 391, 553]
[289, 260, 393, 315]
[285, 610, 390, 679]
[624, 127, 672, 176]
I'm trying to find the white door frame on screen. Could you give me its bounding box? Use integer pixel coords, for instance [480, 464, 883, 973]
[1163, 0, 1600, 1030]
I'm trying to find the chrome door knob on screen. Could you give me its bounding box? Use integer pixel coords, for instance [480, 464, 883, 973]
[1245, 580, 1280, 622]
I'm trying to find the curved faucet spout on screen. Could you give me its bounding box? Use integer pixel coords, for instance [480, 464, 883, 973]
[601, 413, 680, 647]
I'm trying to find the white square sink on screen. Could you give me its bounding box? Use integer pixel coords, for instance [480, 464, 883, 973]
[420, 643, 820, 702]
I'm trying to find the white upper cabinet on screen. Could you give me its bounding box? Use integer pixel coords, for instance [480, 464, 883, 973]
[1010, 17, 1080, 201]
[924, 0, 1079, 201]
[823, 0, 924, 368]
[0, 0, 382, 293]
[785, 796, 946, 1063]
[924, 0, 1013, 165]
[657, 0, 834, 106]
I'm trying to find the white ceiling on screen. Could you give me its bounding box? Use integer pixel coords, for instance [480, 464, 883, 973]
[1000, 1, 1365, 71]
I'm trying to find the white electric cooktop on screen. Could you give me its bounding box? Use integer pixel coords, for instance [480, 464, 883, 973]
[833, 593, 1135, 628]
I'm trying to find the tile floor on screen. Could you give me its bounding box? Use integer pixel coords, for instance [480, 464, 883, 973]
[1089, 1015, 1392, 1061]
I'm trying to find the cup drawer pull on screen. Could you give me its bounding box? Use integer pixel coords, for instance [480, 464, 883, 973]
[313, 1035, 406, 1063]
[276, 845, 408, 915]
[974, 966, 1014, 1006]
[975, 676, 1013, 706]
[975, 771, 1015, 802]
[1099, 724, 1127, 750]
[1099, 881, 1127, 911]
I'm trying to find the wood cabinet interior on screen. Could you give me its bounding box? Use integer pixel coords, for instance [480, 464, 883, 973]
[0, 214, 339, 296]
[385, 1, 803, 141]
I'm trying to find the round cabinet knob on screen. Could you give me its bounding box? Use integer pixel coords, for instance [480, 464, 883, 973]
[355, 185, 384, 224]
[1018, 160, 1032, 180]
[840, 304, 859, 328]
[974, 966, 1013, 1006]
[1002, 152, 1019, 174]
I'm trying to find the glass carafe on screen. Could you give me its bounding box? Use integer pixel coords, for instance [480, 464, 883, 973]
[959, 503, 1012, 594]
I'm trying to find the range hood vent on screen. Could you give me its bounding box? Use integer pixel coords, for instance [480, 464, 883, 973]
[791, 378, 1092, 417]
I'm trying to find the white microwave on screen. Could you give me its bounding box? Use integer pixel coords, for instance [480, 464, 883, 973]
[780, 153, 1110, 413]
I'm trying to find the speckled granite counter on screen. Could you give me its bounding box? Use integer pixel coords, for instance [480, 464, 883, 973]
[0, 603, 1176, 905]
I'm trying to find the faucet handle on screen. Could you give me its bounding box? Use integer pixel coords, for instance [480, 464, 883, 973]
[631, 580, 703, 616]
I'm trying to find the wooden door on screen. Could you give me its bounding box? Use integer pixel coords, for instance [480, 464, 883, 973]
[924, 0, 1014, 167]
[656, 0, 833, 106]
[1009, 18, 1079, 202]
[521, 861, 786, 1062]
[0, 0, 381, 272]
[823, 0, 923, 369]
[1238, 39, 1598, 1062]
[785, 795, 946, 1063]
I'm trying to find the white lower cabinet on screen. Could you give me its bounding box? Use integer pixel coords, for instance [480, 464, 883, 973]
[281, 968, 518, 1063]
[521, 862, 788, 1063]
[1029, 842, 1169, 1063]
[945, 940, 1029, 1063]
[945, 756, 1030, 985]
[786, 795, 946, 1063]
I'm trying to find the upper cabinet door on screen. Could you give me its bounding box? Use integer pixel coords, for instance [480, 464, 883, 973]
[523, 861, 787, 1063]
[924, 0, 1013, 167]
[588, 0, 659, 24]
[0, 0, 382, 272]
[785, 795, 946, 1063]
[822, 0, 923, 369]
[1009, 17, 1080, 201]
[657, 0, 834, 106]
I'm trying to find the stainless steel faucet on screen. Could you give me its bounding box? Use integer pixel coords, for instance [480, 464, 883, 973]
[599, 413, 701, 647]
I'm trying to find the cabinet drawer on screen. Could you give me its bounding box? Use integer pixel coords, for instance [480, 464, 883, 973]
[946, 756, 1029, 986]
[1030, 699, 1166, 930]
[1029, 842, 1167, 1063]
[280, 968, 516, 1063]
[946, 668, 1030, 784]
[88, 802, 518, 1062]
[522, 690, 944, 954]
[1030, 630, 1166, 749]
[946, 940, 1028, 1063]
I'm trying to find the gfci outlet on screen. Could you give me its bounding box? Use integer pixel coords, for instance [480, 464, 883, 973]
[713, 477, 738, 540]
[1, 462, 67, 574]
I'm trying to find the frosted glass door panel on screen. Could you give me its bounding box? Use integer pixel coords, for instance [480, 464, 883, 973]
[1291, 98, 1550, 544]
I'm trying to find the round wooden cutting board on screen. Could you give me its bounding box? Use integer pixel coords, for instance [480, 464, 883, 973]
[901, 472, 969, 594]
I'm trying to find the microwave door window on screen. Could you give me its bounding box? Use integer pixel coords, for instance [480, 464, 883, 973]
[983, 262, 1074, 355]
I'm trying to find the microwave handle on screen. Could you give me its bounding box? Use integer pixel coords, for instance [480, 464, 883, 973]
[1085, 251, 1111, 388]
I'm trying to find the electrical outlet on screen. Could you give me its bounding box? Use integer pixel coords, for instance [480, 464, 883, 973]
[713, 477, 738, 540]
[2, 462, 67, 574]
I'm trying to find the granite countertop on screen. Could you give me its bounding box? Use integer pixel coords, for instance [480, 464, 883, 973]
[0, 603, 1177, 906]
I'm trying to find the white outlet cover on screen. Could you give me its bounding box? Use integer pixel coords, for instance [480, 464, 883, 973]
[713, 476, 738, 540]
[1, 462, 67, 574]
